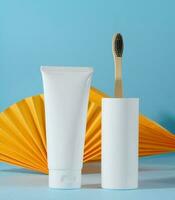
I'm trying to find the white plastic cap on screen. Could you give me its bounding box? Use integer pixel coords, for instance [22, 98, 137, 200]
[49, 170, 81, 189]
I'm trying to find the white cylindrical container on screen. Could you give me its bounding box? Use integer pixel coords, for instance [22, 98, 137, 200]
[102, 98, 139, 189]
[41, 66, 93, 189]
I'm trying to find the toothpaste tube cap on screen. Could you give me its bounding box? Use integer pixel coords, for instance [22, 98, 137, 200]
[49, 170, 81, 189]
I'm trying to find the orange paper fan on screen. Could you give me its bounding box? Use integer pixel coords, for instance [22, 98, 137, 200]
[0, 87, 175, 174]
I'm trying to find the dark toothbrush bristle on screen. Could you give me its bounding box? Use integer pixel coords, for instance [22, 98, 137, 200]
[114, 33, 124, 57]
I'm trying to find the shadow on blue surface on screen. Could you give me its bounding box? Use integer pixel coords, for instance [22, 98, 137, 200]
[139, 177, 175, 190]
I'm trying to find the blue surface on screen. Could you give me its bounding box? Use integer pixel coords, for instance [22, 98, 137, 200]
[1, 0, 175, 133]
[1, 154, 175, 199]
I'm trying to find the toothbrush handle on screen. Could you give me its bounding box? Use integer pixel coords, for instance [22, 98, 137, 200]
[115, 79, 123, 98]
[114, 57, 123, 98]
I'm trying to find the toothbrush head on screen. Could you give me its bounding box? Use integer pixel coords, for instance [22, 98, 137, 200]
[112, 33, 124, 57]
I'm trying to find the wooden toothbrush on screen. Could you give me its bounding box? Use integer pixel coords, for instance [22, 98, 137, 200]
[112, 33, 124, 98]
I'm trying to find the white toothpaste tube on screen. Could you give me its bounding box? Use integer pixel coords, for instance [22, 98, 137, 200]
[41, 66, 93, 189]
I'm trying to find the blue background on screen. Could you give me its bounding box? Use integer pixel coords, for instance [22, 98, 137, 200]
[1, 0, 175, 133]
